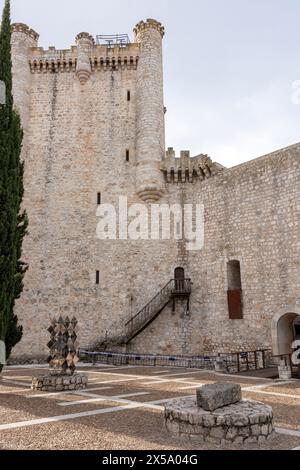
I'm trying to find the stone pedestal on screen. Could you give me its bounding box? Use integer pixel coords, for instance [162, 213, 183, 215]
[31, 373, 88, 392]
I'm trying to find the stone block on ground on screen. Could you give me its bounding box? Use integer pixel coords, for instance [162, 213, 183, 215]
[196, 382, 241, 411]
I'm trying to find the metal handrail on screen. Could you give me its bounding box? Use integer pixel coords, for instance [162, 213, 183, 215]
[126, 280, 173, 326]
[218, 349, 272, 372]
[79, 349, 273, 372]
[125, 279, 191, 332]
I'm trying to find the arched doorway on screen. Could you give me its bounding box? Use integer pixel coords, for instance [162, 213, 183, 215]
[271, 307, 300, 356]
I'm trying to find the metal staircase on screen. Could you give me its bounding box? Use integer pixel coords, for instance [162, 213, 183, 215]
[125, 279, 191, 344]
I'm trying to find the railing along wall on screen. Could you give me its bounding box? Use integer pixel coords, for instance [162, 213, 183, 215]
[79, 349, 273, 374]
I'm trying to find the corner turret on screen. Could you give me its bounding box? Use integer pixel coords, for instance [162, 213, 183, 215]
[11, 23, 39, 157]
[134, 19, 166, 203]
[75, 32, 95, 84]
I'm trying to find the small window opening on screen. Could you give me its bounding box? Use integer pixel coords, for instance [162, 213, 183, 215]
[227, 260, 243, 320]
[97, 193, 101, 205]
[127, 90, 131, 101]
[126, 149, 130, 162]
[96, 271, 100, 285]
[227, 260, 242, 290]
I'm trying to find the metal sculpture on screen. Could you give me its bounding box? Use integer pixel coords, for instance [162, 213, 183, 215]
[47, 316, 79, 375]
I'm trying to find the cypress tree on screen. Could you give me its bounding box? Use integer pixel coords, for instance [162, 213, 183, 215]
[0, 0, 28, 372]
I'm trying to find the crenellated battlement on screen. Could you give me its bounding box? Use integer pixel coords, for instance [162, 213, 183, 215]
[11, 23, 164, 79]
[26, 43, 140, 74]
[75, 32, 95, 44]
[134, 18, 165, 38]
[28, 47, 77, 73]
[161, 148, 225, 183]
[11, 23, 39, 41]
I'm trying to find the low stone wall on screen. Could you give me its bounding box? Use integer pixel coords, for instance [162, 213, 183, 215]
[31, 373, 88, 392]
[165, 397, 274, 444]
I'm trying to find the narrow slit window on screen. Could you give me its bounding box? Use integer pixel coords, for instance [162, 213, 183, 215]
[227, 260, 243, 319]
[96, 271, 100, 285]
[126, 149, 130, 162]
[97, 193, 101, 205]
[127, 90, 131, 101]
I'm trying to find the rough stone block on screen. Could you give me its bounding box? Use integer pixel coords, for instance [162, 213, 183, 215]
[244, 436, 258, 444]
[202, 414, 216, 427]
[226, 426, 238, 440]
[216, 415, 226, 426]
[210, 426, 225, 440]
[196, 383, 241, 411]
[259, 413, 268, 424]
[261, 424, 269, 435]
[232, 414, 249, 427]
[249, 414, 260, 425]
[251, 424, 260, 436]
[224, 415, 233, 426]
[238, 426, 251, 437]
[165, 421, 179, 434]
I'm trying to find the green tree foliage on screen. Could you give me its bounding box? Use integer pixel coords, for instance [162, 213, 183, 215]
[0, 0, 28, 370]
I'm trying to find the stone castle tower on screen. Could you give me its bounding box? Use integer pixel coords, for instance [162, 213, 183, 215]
[11, 19, 166, 204]
[10, 19, 300, 362]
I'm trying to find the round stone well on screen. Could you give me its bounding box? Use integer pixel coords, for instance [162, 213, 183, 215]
[164, 383, 274, 445]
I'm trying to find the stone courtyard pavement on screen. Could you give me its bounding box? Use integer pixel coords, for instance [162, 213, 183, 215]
[0, 364, 299, 450]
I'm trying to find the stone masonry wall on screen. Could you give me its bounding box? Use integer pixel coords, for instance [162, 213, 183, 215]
[129, 145, 300, 355]
[10, 21, 300, 360]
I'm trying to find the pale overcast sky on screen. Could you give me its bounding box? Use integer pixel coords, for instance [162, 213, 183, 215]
[2, 0, 300, 167]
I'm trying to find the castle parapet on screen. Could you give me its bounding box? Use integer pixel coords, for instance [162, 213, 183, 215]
[27, 45, 140, 74]
[161, 148, 225, 183]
